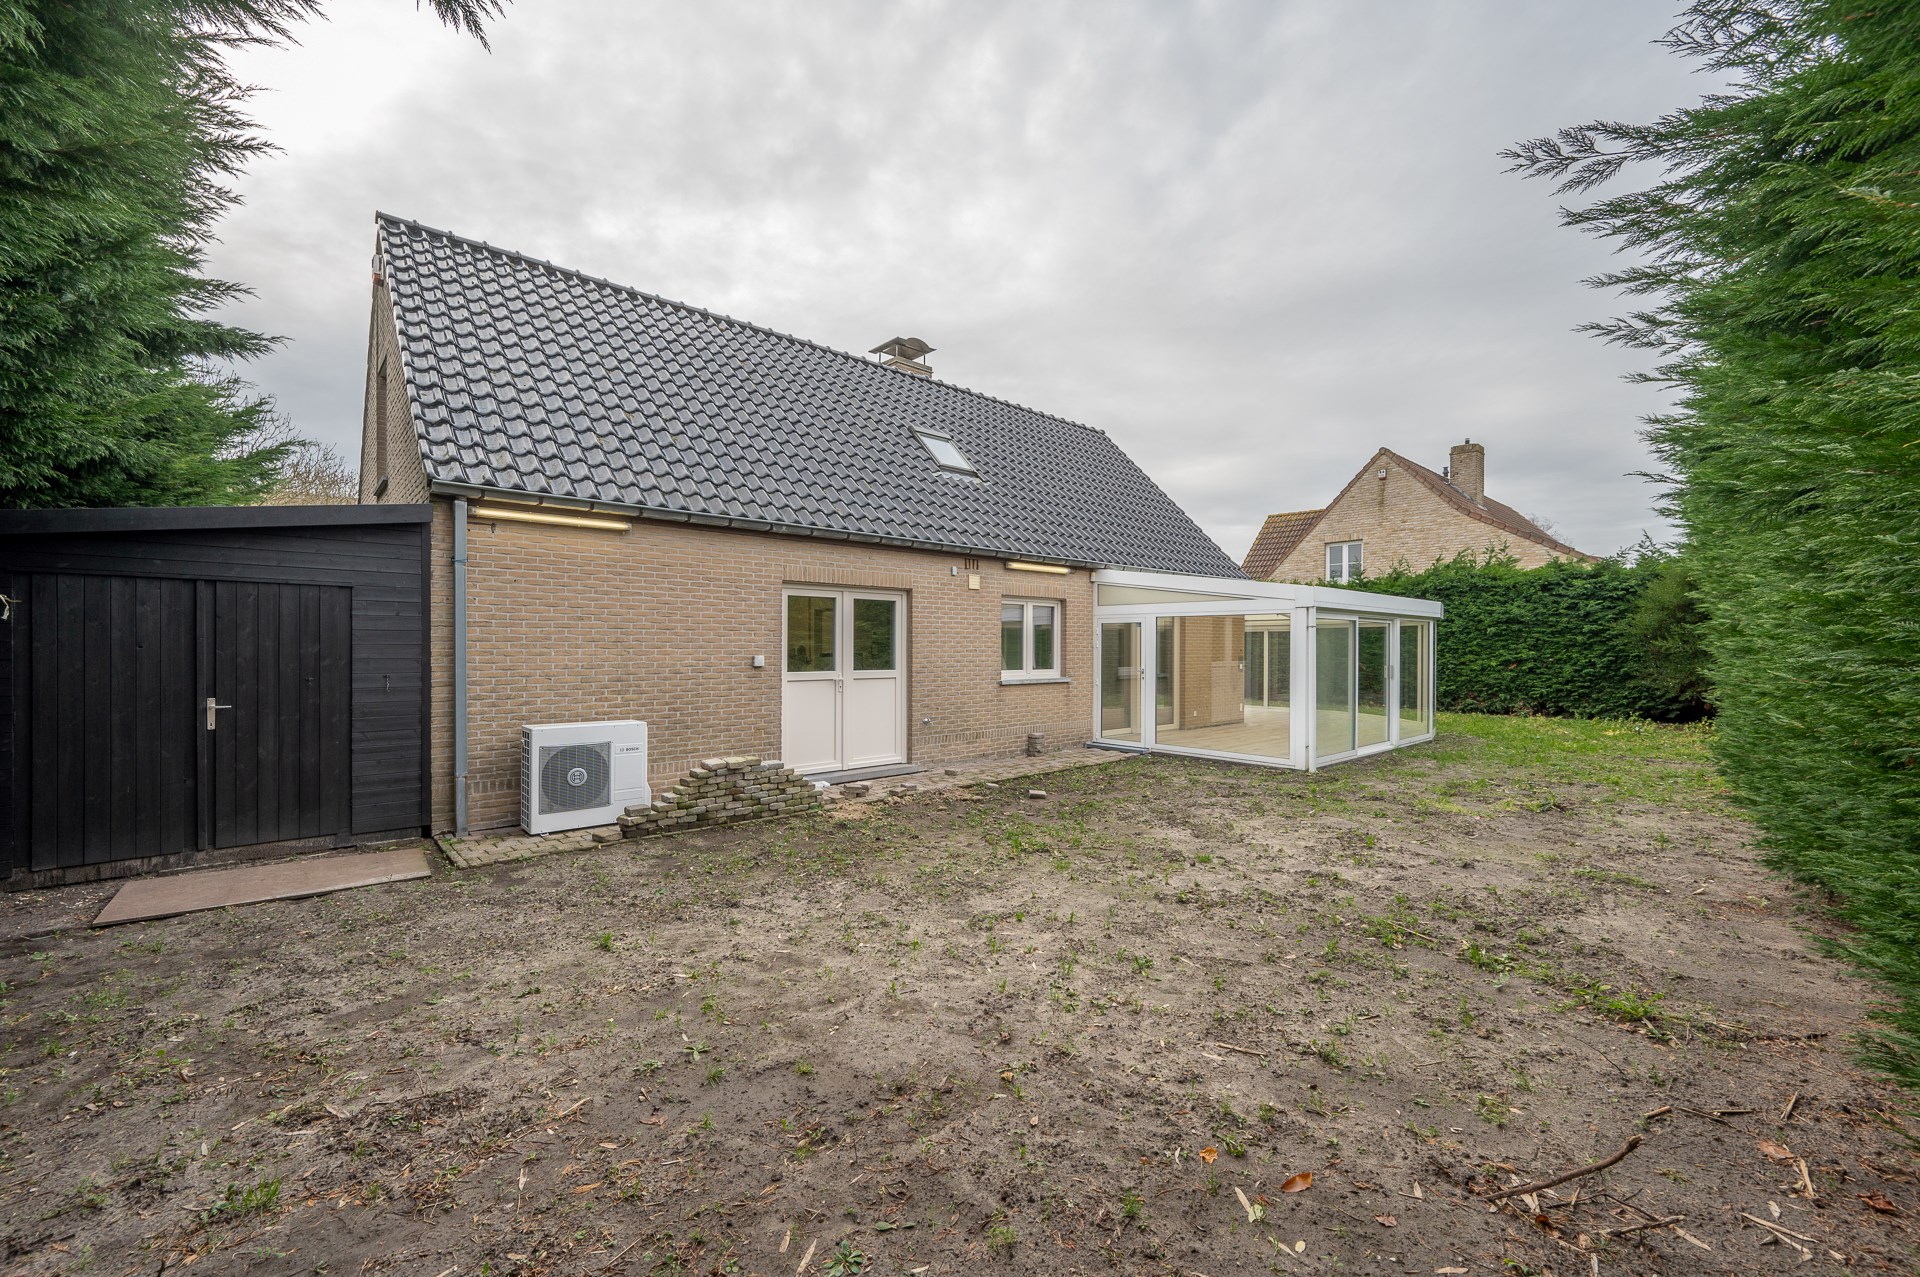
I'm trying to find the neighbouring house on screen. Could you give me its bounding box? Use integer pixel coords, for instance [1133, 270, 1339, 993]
[1242, 442, 1595, 583]
[359, 214, 1441, 835]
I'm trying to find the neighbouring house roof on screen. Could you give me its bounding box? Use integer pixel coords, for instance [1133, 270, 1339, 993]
[1241, 509, 1324, 579]
[1241, 448, 1592, 579]
[374, 214, 1244, 577]
[1385, 450, 1592, 560]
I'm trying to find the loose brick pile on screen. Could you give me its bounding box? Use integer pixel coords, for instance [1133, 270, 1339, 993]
[619, 755, 821, 838]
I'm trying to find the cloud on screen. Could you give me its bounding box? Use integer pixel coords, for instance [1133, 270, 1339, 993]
[207, 0, 1713, 560]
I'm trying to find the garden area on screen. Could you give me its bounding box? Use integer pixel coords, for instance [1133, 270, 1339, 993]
[2, 714, 1916, 1275]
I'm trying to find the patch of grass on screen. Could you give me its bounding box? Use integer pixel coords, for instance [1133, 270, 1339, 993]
[1475, 1094, 1508, 1128]
[1570, 866, 1660, 890]
[199, 1178, 281, 1225]
[821, 1240, 868, 1276]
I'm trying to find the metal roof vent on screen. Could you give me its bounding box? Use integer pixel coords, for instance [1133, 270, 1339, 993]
[871, 336, 934, 377]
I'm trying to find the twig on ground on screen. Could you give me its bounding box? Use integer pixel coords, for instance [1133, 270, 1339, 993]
[1480, 1136, 1643, 1202]
[1210, 1041, 1268, 1058]
[1781, 1092, 1800, 1122]
[1643, 1105, 1672, 1121]
[1740, 1212, 1814, 1256]
[601, 1237, 643, 1271]
[1675, 1105, 1732, 1126]
[1603, 1214, 1683, 1239]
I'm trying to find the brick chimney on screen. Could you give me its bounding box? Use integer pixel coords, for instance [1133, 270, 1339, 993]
[1449, 439, 1485, 507]
[870, 336, 934, 378]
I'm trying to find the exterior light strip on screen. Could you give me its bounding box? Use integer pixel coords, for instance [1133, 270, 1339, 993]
[1005, 560, 1071, 574]
[472, 504, 631, 532]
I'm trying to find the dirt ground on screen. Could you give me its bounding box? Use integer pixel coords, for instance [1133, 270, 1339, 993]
[3, 714, 1917, 1277]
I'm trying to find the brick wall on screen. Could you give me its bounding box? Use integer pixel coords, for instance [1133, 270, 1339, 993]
[415, 501, 1093, 832]
[357, 283, 431, 506]
[1269, 451, 1565, 582]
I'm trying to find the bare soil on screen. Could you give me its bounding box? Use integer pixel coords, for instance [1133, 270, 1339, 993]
[3, 715, 1917, 1276]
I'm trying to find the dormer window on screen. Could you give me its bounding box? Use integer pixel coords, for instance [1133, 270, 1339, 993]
[914, 429, 976, 476]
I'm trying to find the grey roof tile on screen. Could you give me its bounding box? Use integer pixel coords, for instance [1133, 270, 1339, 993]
[376, 214, 1243, 576]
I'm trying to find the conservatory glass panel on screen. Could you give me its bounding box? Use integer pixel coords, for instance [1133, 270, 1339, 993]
[1316, 620, 1356, 756]
[1399, 621, 1431, 737]
[1357, 621, 1391, 747]
[1155, 618, 1176, 727]
[1099, 623, 1142, 742]
[1267, 627, 1291, 708]
[1155, 615, 1289, 761]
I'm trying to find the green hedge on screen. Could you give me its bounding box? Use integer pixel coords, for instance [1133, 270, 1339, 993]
[1505, 0, 1920, 1085]
[1342, 550, 1709, 723]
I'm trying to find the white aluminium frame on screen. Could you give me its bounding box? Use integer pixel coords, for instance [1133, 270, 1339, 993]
[1090, 569, 1441, 772]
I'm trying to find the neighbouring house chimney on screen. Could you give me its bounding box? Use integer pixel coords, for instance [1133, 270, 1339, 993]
[870, 336, 934, 377]
[1449, 439, 1485, 507]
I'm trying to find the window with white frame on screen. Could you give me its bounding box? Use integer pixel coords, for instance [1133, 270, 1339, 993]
[914, 429, 977, 476]
[1325, 541, 1363, 583]
[1001, 600, 1059, 678]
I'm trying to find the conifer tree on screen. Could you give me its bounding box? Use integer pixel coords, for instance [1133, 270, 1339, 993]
[1508, 1, 1920, 1081]
[0, 1, 502, 508]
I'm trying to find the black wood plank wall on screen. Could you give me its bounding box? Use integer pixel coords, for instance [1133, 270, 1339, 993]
[0, 507, 430, 879]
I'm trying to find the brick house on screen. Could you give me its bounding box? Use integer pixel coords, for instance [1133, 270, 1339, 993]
[358, 215, 1244, 834]
[1242, 442, 1595, 583]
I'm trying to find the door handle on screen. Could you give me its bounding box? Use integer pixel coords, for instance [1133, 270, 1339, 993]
[205, 697, 232, 731]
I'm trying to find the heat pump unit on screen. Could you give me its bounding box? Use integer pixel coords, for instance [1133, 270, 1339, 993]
[521, 720, 650, 835]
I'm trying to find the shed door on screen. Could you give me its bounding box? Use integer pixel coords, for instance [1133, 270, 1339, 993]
[12, 574, 353, 872]
[22, 574, 200, 871]
[205, 581, 352, 849]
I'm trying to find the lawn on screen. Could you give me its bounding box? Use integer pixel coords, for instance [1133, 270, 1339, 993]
[3, 714, 1917, 1274]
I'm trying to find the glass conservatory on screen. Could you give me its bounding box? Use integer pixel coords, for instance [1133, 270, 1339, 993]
[1091, 569, 1441, 771]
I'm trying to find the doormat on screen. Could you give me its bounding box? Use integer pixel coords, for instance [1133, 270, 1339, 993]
[92, 846, 431, 927]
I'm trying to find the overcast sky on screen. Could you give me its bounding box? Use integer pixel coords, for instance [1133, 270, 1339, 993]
[208, 0, 1717, 562]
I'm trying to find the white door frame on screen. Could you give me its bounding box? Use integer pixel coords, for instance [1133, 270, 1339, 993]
[781, 587, 907, 774]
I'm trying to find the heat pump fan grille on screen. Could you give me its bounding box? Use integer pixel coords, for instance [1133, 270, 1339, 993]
[539, 742, 612, 814]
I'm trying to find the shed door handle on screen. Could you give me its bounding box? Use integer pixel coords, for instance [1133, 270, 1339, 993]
[205, 697, 232, 731]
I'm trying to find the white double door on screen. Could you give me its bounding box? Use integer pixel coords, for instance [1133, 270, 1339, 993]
[781, 589, 906, 774]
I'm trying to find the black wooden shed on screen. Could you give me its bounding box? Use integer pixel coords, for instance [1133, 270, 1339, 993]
[0, 505, 431, 887]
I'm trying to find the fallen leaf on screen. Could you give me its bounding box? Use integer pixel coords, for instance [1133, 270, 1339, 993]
[1375, 1213, 1397, 1227]
[1281, 1171, 1314, 1194]
[1858, 1192, 1903, 1216]
[1198, 1146, 1219, 1164]
[1758, 1139, 1795, 1164]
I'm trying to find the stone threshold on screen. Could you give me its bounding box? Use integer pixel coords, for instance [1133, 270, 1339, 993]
[807, 763, 927, 784]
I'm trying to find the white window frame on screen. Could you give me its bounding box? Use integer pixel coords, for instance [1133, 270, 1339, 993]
[1001, 598, 1063, 682]
[1326, 540, 1363, 583]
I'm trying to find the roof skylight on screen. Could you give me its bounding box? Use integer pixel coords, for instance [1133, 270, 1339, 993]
[914, 430, 976, 476]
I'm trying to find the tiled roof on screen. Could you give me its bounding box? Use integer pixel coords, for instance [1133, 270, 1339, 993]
[1387, 451, 1593, 560]
[1243, 449, 1594, 579]
[1241, 509, 1323, 579]
[375, 215, 1244, 577]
